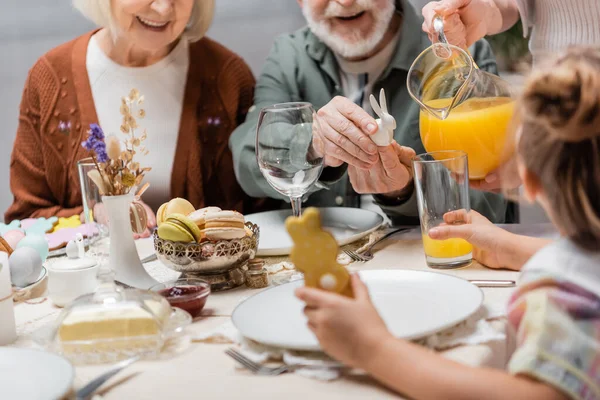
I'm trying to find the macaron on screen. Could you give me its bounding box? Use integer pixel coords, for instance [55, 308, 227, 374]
[203, 211, 246, 240]
[157, 213, 203, 243]
[188, 207, 222, 229]
[157, 198, 195, 226]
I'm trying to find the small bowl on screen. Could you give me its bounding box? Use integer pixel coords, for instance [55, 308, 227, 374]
[151, 278, 211, 318]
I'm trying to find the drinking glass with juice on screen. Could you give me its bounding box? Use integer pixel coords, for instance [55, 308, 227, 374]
[412, 151, 473, 269]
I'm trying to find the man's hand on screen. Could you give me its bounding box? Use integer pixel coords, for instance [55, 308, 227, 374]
[348, 142, 415, 197]
[314, 96, 380, 169]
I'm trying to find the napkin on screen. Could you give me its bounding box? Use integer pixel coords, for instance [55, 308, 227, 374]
[193, 303, 506, 381]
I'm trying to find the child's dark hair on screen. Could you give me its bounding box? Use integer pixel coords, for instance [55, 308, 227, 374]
[518, 47, 600, 250]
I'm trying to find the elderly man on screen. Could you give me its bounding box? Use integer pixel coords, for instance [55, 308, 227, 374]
[230, 0, 512, 224]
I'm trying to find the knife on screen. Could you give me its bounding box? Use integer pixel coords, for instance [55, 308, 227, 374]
[469, 280, 515, 288]
[75, 356, 139, 400]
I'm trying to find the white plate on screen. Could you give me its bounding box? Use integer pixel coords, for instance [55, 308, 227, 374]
[246, 207, 384, 256]
[0, 348, 74, 400]
[232, 270, 483, 351]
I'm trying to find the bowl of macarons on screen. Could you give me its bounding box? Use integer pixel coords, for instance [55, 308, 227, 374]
[153, 198, 259, 273]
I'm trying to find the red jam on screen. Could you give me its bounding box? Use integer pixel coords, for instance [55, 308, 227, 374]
[158, 285, 209, 318]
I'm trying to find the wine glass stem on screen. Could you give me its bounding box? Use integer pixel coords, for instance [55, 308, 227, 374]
[290, 196, 302, 217]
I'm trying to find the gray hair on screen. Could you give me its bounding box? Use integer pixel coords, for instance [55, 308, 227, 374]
[72, 0, 215, 42]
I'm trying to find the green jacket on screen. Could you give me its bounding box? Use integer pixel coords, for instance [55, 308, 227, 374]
[230, 3, 509, 224]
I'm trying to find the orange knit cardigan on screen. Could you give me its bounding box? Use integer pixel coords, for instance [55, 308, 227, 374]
[6, 31, 267, 222]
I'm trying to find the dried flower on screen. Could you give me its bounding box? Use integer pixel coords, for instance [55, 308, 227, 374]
[81, 124, 108, 163]
[121, 172, 135, 187]
[128, 89, 140, 101]
[106, 135, 121, 160]
[83, 88, 151, 196]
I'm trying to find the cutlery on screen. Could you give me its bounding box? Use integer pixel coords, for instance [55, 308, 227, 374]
[343, 227, 411, 262]
[225, 348, 343, 376]
[75, 356, 140, 400]
[469, 279, 515, 288]
[115, 280, 133, 289]
[141, 254, 157, 264]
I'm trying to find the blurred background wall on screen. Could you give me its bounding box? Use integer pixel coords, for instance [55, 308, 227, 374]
[1, 0, 543, 222]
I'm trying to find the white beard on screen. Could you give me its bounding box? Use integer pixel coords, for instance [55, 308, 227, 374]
[303, 0, 396, 59]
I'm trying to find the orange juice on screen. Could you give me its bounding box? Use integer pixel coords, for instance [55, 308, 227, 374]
[420, 97, 515, 179]
[422, 235, 473, 259]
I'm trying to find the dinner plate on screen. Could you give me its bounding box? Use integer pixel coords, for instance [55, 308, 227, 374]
[0, 348, 74, 400]
[245, 207, 384, 256]
[232, 270, 483, 351]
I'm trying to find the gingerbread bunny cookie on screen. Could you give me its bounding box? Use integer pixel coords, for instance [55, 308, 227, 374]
[369, 88, 396, 146]
[286, 208, 353, 297]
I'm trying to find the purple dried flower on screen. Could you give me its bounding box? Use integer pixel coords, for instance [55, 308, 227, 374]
[81, 123, 108, 163]
[89, 123, 105, 140]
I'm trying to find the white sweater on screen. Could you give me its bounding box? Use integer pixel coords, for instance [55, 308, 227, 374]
[516, 0, 600, 63]
[86, 35, 189, 211]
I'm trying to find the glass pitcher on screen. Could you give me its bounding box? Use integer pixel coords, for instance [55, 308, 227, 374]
[407, 23, 515, 179]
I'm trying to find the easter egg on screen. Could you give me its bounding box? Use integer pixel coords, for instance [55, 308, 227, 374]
[17, 234, 50, 262]
[130, 201, 148, 234]
[3, 230, 25, 250]
[9, 247, 43, 287]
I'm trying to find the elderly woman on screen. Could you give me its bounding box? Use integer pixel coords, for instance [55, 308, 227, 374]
[5, 0, 261, 226]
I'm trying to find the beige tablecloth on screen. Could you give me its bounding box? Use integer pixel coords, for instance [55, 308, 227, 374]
[12, 229, 525, 399]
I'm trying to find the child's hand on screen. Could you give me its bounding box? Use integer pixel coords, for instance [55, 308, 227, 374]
[295, 274, 393, 368]
[428, 210, 517, 270]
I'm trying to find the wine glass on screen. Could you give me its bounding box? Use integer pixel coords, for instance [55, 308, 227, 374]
[256, 102, 324, 217]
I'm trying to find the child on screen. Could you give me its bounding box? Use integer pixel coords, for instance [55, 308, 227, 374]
[296, 47, 600, 400]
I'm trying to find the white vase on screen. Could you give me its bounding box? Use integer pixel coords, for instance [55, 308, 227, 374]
[102, 193, 157, 289]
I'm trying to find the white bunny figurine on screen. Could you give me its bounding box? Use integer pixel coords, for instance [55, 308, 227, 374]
[369, 88, 397, 146]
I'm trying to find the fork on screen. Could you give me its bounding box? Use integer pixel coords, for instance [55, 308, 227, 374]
[225, 348, 341, 376]
[344, 227, 410, 262]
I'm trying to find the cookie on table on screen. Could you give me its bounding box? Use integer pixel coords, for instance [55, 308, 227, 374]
[52, 215, 82, 232]
[0, 221, 22, 235]
[21, 217, 59, 236]
[286, 208, 353, 297]
[45, 224, 99, 251]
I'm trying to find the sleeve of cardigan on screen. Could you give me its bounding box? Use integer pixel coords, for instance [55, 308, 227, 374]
[4, 59, 82, 222]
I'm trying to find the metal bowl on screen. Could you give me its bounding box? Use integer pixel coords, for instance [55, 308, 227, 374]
[153, 222, 259, 273]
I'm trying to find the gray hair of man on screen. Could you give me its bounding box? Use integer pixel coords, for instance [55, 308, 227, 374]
[72, 0, 215, 42]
